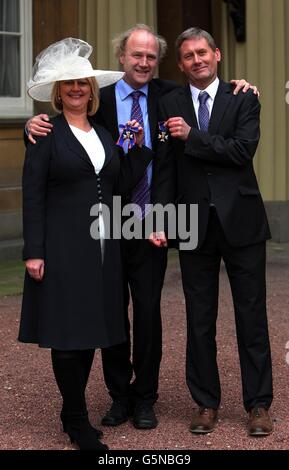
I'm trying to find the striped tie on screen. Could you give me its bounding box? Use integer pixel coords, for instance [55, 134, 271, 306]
[198, 91, 210, 131]
[130, 91, 151, 219]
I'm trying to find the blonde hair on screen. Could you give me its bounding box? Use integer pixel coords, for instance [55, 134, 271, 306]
[51, 77, 99, 116]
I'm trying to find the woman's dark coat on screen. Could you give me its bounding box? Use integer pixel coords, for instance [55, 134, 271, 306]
[19, 114, 152, 350]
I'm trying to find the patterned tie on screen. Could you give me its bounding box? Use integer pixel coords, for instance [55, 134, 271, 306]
[130, 91, 145, 143]
[198, 91, 210, 131]
[130, 91, 151, 219]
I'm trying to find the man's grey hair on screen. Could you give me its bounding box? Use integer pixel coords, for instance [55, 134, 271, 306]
[175, 27, 217, 60]
[112, 23, 167, 63]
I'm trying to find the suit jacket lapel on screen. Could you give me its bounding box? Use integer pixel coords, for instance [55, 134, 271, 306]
[90, 120, 114, 170]
[147, 81, 159, 142]
[208, 80, 233, 134]
[175, 81, 232, 133]
[177, 85, 199, 128]
[99, 84, 119, 140]
[57, 114, 93, 167]
[56, 114, 114, 171]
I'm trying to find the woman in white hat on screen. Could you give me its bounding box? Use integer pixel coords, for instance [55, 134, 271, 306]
[19, 38, 152, 450]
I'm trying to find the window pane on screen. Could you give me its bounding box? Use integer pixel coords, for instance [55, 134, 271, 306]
[0, 36, 20, 96]
[0, 0, 20, 32]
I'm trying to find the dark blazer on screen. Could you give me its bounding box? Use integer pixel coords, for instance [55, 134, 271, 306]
[19, 114, 152, 350]
[153, 80, 271, 248]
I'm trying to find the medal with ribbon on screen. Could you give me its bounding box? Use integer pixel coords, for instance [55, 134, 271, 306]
[158, 121, 169, 142]
[116, 124, 139, 150]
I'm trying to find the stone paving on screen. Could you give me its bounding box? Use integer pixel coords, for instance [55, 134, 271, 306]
[0, 241, 289, 451]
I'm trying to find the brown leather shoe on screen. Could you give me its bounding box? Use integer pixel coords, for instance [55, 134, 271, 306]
[248, 407, 273, 436]
[190, 407, 218, 434]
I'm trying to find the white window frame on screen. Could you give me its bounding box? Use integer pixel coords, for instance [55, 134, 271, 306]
[0, 0, 33, 118]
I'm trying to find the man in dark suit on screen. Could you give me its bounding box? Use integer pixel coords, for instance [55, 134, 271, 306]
[151, 27, 273, 436]
[95, 25, 175, 429]
[25, 25, 258, 431]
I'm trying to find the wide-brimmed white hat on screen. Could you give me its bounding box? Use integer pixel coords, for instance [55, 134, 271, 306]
[27, 37, 124, 101]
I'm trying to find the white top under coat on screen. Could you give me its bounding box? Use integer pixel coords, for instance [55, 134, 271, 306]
[69, 125, 105, 173]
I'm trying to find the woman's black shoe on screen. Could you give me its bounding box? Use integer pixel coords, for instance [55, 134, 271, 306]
[61, 410, 104, 439]
[65, 421, 108, 450]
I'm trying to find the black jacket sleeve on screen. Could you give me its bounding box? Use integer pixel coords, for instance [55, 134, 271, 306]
[184, 92, 260, 167]
[151, 99, 176, 207]
[23, 128, 29, 148]
[22, 135, 51, 260]
[114, 144, 153, 195]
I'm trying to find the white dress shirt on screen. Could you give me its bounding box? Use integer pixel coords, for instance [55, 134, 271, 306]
[190, 77, 219, 129]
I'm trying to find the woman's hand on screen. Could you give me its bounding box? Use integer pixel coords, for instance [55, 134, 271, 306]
[25, 259, 45, 281]
[126, 119, 144, 148]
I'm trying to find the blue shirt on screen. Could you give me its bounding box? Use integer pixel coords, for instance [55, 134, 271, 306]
[115, 79, 152, 184]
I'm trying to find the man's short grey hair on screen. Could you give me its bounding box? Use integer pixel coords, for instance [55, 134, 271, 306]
[175, 27, 217, 60]
[112, 23, 167, 63]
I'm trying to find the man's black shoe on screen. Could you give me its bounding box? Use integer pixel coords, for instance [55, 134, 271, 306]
[133, 404, 158, 429]
[101, 402, 129, 426]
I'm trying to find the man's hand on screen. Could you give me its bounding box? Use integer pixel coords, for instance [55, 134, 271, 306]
[127, 119, 144, 147]
[25, 259, 45, 281]
[231, 79, 260, 97]
[26, 114, 53, 144]
[166, 117, 191, 141]
[149, 231, 168, 248]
